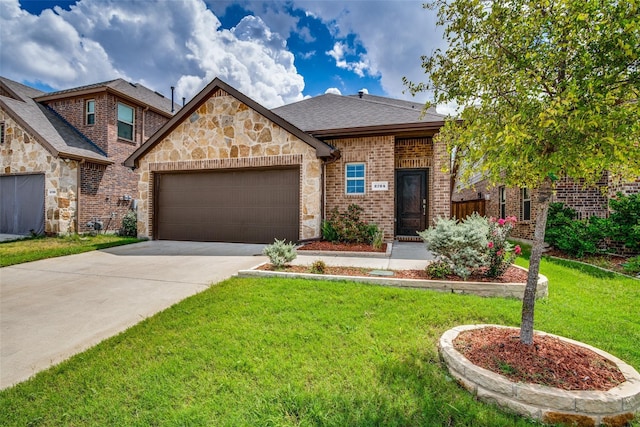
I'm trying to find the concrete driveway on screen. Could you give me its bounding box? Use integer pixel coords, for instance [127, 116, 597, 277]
[0, 241, 266, 390]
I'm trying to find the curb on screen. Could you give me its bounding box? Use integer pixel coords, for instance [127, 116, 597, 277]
[439, 325, 640, 426]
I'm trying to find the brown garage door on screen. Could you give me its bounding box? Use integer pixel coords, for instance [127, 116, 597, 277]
[154, 167, 300, 243]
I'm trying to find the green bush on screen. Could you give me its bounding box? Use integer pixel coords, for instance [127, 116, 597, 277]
[425, 260, 452, 279]
[120, 210, 137, 237]
[310, 260, 327, 274]
[545, 203, 611, 258]
[609, 192, 640, 252]
[324, 205, 381, 245]
[263, 239, 297, 269]
[418, 213, 489, 279]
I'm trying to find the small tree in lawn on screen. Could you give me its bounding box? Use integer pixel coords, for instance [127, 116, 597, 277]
[406, 0, 640, 344]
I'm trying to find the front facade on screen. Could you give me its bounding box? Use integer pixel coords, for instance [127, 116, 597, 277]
[0, 77, 174, 235]
[127, 80, 451, 243]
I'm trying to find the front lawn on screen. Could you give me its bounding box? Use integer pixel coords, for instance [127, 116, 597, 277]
[0, 234, 140, 267]
[1, 255, 638, 426]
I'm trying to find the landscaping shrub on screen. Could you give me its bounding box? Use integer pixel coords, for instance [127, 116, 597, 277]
[263, 239, 297, 269]
[310, 260, 327, 274]
[324, 204, 382, 245]
[486, 216, 522, 278]
[545, 203, 611, 258]
[425, 260, 452, 279]
[120, 210, 137, 237]
[622, 255, 640, 275]
[609, 192, 640, 253]
[418, 213, 489, 279]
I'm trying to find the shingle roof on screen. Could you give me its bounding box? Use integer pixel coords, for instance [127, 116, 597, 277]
[272, 93, 446, 135]
[37, 79, 178, 115]
[0, 77, 110, 163]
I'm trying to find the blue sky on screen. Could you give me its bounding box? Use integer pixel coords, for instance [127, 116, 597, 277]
[3, 0, 445, 108]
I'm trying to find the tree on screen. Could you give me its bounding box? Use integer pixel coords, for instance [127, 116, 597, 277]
[406, 0, 640, 344]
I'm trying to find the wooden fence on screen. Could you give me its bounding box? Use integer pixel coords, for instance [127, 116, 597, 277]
[451, 199, 486, 220]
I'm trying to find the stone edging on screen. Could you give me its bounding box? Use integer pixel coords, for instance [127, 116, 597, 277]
[296, 242, 393, 258]
[439, 324, 640, 426]
[237, 264, 548, 299]
[544, 255, 640, 281]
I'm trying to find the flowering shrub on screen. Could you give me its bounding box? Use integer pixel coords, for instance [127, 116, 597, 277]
[486, 216, 521, 278]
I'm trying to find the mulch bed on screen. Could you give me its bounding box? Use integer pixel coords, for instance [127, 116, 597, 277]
[454, 327, 626, 391]
[257, 264, 528, 283]
[298, 241, 387, 253]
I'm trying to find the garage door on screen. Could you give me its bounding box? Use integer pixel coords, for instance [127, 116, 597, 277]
[0, 174, 45, 235]
[155, 167, 300, 243]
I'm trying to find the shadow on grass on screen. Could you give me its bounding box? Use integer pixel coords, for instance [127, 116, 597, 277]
[543, 256, 618, 280]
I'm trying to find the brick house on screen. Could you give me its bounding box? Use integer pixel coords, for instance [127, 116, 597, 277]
[0, 76, 175, 235]
[125, 78, 450, 243]
[452, 174, 640, 240]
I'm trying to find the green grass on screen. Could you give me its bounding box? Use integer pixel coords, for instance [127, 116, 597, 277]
[1, 250, 638, 426]
[0, 234, 140, 267]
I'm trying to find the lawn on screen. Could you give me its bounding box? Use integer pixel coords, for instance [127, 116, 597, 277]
[0, 234, 140, 267]
[0, 252, 638, 426]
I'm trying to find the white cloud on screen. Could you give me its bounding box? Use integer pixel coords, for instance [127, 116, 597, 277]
[324, 87, 341, 95]
[325, 41, 372, 78]
[1, 0, 305, 107]
[358, 88, 369, 95]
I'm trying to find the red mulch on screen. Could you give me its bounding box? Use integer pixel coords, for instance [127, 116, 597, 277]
[454, 327, 626, 391]
[299, 241, 387, 253]
[257, 264, 528, 283]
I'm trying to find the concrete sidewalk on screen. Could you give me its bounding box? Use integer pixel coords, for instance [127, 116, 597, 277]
[291, 241, 435, 270]
[0, 241, 266, 390]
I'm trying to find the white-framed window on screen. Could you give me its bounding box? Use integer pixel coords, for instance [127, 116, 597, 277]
[499, 186, 506, 219]
[345, 163, 365, 194]
[85, 99, 95, 125]
[117, 102, 134, 141]
[521, 187, 531, 221]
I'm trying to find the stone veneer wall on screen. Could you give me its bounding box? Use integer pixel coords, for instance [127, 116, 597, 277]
[325, 136, 395, 239]
[0, 110, 78, 234]
[135, 90, 323, 240]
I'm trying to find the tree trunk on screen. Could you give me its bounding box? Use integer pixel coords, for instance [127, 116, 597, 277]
[520, 177, 554, 345]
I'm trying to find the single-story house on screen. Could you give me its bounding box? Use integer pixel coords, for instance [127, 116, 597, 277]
[0, 76, 175, 235]
[125, 78, 450, 243]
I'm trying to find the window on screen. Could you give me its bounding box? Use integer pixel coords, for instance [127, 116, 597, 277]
[85, 100, 95, 125]
[0, 122, 4, 144]
[499, 186, 506, 219]
[521, 187, 531, 221]
[117, 102, 134, 141]
[345, 163, 365, 194]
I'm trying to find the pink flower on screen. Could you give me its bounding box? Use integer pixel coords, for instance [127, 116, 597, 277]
[496, 250, 503, 256]
[498, 218, 506, 226]
[515, 245, 522, 255]
[488, 241, 494, 249]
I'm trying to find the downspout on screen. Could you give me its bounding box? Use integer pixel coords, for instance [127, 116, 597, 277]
[142, 106, 149, 143]
[76, 158, 85, 234]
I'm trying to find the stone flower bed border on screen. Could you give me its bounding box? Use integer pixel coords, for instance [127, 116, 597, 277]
[238, 264, 548, 299]
[439, 324, 640, 426]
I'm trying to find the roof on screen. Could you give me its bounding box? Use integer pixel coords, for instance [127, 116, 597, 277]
[35, 79, 178, 116]
[0, 77, 111, 164]
[272, 93, 446, 137]
[125, 78, 337, 168]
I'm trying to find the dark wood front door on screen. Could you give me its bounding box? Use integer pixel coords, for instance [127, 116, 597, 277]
[396, 169, 427, 236]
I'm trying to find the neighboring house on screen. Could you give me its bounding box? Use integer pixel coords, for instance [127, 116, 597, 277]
[0, 77, 175, 235]
[453, 174, 640, 240]
[125, 78, 450, 243]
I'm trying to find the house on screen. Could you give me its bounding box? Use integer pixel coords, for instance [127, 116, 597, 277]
[124, 78, 450, 243]
[452, 174, 640, 240]
[0, 77, 175, 235]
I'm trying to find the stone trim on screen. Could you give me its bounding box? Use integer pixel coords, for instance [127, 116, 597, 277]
[149, 154, 303, 172]
[439, 325, 640, 426]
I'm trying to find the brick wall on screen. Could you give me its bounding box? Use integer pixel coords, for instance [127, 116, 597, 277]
[486, 185, 536, 239]
[555, 174, 609, 219]
[325, 136, 395, 239]
[431, 138, 451, 223]
[45, 94, 171, 233]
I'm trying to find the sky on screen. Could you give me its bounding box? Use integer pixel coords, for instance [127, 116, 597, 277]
[1, 0, 446, 110]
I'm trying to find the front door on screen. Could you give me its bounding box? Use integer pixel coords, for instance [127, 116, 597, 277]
[396, 169, 427, 236]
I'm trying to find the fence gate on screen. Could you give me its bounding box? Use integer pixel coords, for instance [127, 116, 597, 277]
[451, 199, 486, 220]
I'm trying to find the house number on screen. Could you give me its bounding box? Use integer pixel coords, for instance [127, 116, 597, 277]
[371, 181, 388, 191]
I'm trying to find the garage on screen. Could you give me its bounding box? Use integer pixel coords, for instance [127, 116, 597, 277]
[0, 174, 45, 235]
[154, 167, 300, 243]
